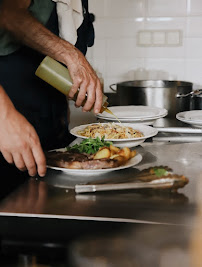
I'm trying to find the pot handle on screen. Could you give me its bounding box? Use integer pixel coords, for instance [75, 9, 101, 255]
[176, 89, 202, 98]
[109, 83, 117, 92]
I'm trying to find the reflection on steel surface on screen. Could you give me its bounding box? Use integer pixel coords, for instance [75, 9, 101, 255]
[75, 166, 189, 194]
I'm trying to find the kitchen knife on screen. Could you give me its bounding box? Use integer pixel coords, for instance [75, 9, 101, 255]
[75, 179, 174, 194]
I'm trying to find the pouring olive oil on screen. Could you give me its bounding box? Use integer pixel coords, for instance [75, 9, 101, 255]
[35, 56, 121, 123]
[102, 106, 122, 124]
[35, 56, 108, 112]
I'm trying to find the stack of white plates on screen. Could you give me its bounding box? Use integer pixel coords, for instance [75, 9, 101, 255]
[96, 105, 168, 125]
[176, 110, 202, 128]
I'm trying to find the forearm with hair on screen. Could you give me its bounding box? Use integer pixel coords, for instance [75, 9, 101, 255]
[0, 5, 78, 66]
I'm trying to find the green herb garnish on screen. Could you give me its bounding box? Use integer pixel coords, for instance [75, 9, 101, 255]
[66, 137, 113, 154]
[153, 167, 169, 177]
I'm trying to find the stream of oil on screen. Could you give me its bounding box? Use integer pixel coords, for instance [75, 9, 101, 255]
[103, 107, 122, 124]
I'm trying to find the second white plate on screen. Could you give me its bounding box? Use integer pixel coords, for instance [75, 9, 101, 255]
[96, 105, 168, 121]
[176, 110, 202, 128]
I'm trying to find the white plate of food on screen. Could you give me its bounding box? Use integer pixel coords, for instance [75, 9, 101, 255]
[46, 139, 142, 176]
[96, 106, 168, 121]
[176, 110, 202, 128]
[70, 122, 158, 148]
[47, 153, 142, 176]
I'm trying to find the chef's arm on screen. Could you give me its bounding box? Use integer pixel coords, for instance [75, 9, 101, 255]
[0, 85, 46, 177]
[0, 0, 103, 114]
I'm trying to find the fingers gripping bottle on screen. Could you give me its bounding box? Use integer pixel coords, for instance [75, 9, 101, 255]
[35, 56, 109, 113]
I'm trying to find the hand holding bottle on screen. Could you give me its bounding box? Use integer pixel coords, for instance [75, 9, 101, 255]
[36, 56, 108, 114]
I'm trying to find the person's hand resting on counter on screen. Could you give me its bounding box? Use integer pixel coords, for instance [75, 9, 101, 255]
[0, 85, 46, 177]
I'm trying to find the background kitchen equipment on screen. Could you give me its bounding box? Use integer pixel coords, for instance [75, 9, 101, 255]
[110, 80, 193, 118]
[176, 88, 202, 111]
[190, 90, 202, 110]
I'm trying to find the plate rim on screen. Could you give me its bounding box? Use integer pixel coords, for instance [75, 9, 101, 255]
[96, 105, 168, 120]
[70, 122, 158, 142]
[96, 115, 166, 122]
[176, 110, 202, 124]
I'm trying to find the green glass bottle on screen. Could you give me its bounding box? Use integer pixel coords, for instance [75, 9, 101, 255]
[35, 56, 109, 113]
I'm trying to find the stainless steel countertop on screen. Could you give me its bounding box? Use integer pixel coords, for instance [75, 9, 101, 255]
[0, 117, 201, 224]
[0, 141, 201, 226]
[0, 117, 202, 266]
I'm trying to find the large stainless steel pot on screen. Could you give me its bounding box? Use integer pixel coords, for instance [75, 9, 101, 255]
[110, 80, 193, 117]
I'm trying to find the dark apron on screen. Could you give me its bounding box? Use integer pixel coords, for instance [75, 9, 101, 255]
[0, 1, 95, 151]
[0, 1, 94, 176]
[0, 5, 73, 151]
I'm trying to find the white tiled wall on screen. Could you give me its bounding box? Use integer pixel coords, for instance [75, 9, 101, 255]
[87, 0, 202, 92]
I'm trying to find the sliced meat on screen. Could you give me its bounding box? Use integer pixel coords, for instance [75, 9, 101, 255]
[77, 158, 119, 170]
[46, 151, 119, 170]
[46, 151, 89, 163]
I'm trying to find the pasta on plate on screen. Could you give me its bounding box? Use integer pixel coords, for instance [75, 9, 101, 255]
[77, 123, 144, 139]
